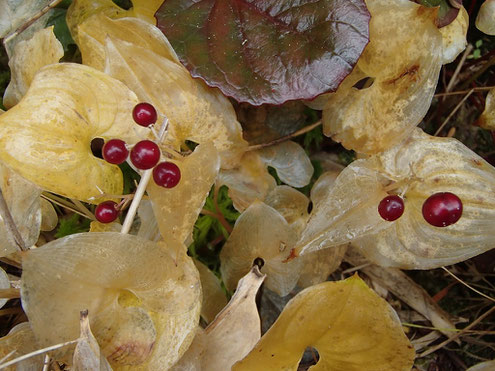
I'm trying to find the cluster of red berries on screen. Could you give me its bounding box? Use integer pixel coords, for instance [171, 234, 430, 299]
[378, 192, 463, 227]
[95, 103, 181, 223]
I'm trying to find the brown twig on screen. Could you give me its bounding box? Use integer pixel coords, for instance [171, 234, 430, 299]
[0, 188, 26, 252]
[418, 306, 495, 358]
[200, 209, 233, 234]
[3, 0, 64, 44]
[434, 89, 474, 136]
[0, 288, 20, 299]
[434, 86, 494, 97]
[445, 44, 473, 94]
[247, 120, 322, 151]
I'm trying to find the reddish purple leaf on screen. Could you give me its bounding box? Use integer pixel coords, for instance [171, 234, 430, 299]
[156, 0, 370, 106]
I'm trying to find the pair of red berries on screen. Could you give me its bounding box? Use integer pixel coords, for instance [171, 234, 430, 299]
[95, 103, 181, 223]
[378, 192, 463, 227]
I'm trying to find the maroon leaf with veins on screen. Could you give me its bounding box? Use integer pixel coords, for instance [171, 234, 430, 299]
[156, 0, 370, 106]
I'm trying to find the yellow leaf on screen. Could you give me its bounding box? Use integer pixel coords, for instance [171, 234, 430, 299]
[220, 201, 300, 296]
[40, 198, 57, 232]
[3, 26, 63, 108]
[147, 143, 220, 246]
[0, 63, 148, 203]
[476, 0, 495, 35]
[194, 259, 228, 325]
[310, 0, 443, 154]
[440, 6, 468, 64]
[233, 274, 415, 371]
[297, 246, 347, 288]
[202, 267, 265, 371]
[478, 88, 495, 130]
[21, 232, 201, 369]
[0, 322, 43, 370]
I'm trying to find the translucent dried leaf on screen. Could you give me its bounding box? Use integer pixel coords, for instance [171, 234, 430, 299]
[310, 171, 342, 206]
[3, 27, 63, 108]
[315, 0, 443, 154]
[77, 14, 179, 71]
[0, 322, 43, 371]
[89, 221, 121, 233]
[137, 200, 160, 242]
[21, 232, 201, 369]
[258, 142, 313, 188]
[73, 311, 113, 371]
[194, 260, 228, 325]
[0, 0, 52, 38]
[148, 143, 219, 246]
[467, 360, 495, 371]
[264, 186, 309, 238]
[233, 275, 415, 371]
[297, 246, 347, 288]
[354, 129, 495, 268]
[478, 88, 495, 130]
[476, 0, 495, 35]
[170, 327, 205, 371]
[0, 163, 41, 256]
[0, 267, 9, 309]
[218, 151, 276, 212]
[40, 199, 57, 232]
[220, 202, 300, 296]
[203, 267, 265, 371]
[440, 6, 468, 64]
[0, 63, 147, 203]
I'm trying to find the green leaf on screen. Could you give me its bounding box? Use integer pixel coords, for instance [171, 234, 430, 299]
[156, 0, 370, 105]
[55, 213, 90, 238]
[45, 8, 75, 52]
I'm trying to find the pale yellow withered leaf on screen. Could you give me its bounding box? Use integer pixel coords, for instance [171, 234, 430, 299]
[0, 322, 44, 371]
[89, 220, 121, 232]
[21, 232, 201, 369]
[257, 141, 313, 188]
[297, 246, 347, 288]
[103, 36, 247, 163]
[467, 360, 495, 371]
[440, 6, 468, 64]
[220, 202, 300, 297]
[310, 171, 342, 206]
[148, 143, 219, 246]
[218, 151, 276, 212]
[170, 327, 205, 371]
[264, 186, 309, 238]
[202, 267, 265, 371]
[77, 14, 179, 71]
[478, 88, 495, 130]
[73, 310, 113, 371]
[233, 274, 415, 371]
[193, 260, 228, 325]
[127, 0, 163, 24]
[0, 63, 148, 203]
[316, 0, 443, 154]
[136, 200, 160, 242]
[296, 161, 391, 255]
[0, 266, 9, 309]
[0, 0, 52, 38]
[354, 129, 495, 269]
[40, 198, 57, 232]
[476, 0, 495, 35]
[0, 162, 41, 257]
[3, 26, 63, 108]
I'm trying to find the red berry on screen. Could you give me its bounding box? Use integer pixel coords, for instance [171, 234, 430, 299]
[422, 192, 462, 227]
[153, 162, 181, 188]
[130, 140, 160, 170]
[132, 103, 157, 127]
[102, 139, 128, 165]
[95, 201, 119, 223]
[378, 195, 404, 221]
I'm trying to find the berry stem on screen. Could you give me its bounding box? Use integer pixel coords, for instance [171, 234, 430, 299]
[120, 116, 169, 235]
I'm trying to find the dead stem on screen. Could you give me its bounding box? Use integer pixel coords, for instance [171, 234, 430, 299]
[247, 120, 322, 151]
[0, 188, 26, 252]
[201, 208, 233, 234]
[0, 288, 20, 299]
[434, 90, 474, 136]
[442, 267, 495, 303]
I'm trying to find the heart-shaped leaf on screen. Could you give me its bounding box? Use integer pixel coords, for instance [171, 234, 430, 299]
[156, 0, 370, 105]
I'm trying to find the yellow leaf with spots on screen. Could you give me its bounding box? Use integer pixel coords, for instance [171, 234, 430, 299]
[233, 274, 414, 371]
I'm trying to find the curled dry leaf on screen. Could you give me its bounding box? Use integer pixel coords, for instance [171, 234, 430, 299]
[220, 202, 300, 296]
[3, 26, 63, 108]
[169, 327, 205, 371]
[147, 143, 220, 246]
[297, 246, 348, 288]
[21, 232, 201, 369]
[233, 274, 415, 371]
[40, 198, 57, 232]
[0, 163, 41, 256]
[439, 6, 468, 64]
[257, 141, 314, 188]
[73, 310, 113, 371]
[0, 322, 43, 371]
[298, 129, 495, 269]
[193, 260, 228, 325]
[0, 0, 52, 38]
[476, 0, 495, 35]
[0, 63, 147, 203]
[307, 0, 443, 154]
[202, 267, 265, 371]
[478, 88, 495, 130]
[0, 266, 9, 309]
[217, 151, 276, 212]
